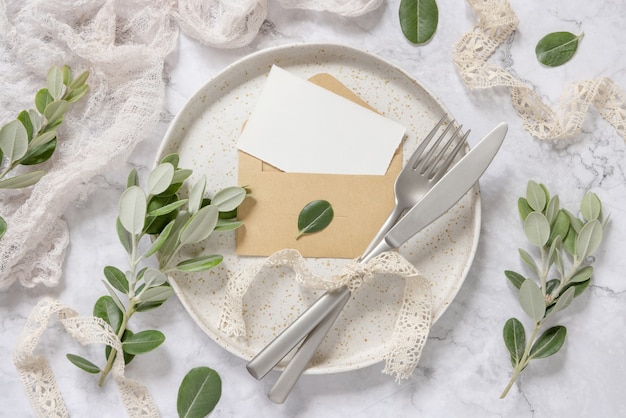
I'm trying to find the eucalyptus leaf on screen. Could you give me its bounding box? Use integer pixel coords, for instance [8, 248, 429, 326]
[62, 65, 72, 86]
[17, 110, 34, 141]
[545, 195, 560, 224]
[65, 84, 88, 103]
[20, 138, 57, 166]
[0, 216, 6, 240]
[69, 70, 90, 90]
[116, 217, 133, 254]
[518, 248, 539, 274]
[526, 181, 547, 211]
[570, 265, 593, 284]
[0, 119, 29, 162]
[127, 168, 139, 188]
[93, 296, 123, 333]
[24, 129, 57, 151]
[545, 279, 560, 296]
[0, 170, 45, 189]
[536, 32, 583, 67]
[569, 278, 591, 297]
[179, 205, 219, 246]
[581, 191, 601, 221]
[177, 367, 222, 418]
[43, 100, 69, 125]
[517, 197, 533, 221]
[503, 318, 526, 366]
[66, 354, 100, 374]
[176, 255, 223, 272]
[104, 265, 129, 294]
[504, 270, 526, 290]
[188, 175, 207, 215]
[211, 186, 246, 212]
[28, 109, 42, 134]
[35, 88, 53, 114]
[122, 330, 165, 355]
[148, 199, 188, 217]
[160, 153, 180, 168]
[524, 212, 551, 247]
[551, 286, 576, 315]
[145, 195, 180, 235]
[102, 280, 127, 313]
[172, 168, 193, 185]
[214, 219, 243, 232]
[47, 66, 65, 100]
[519, 279, 545, 323]
[118, 186, 147, 235]
[139, 285, 174, 304]
[143, 221, 175, 258]
[529, 326, 567, 359]
[575, 219, 603, 259]
[142, 268, 168, 289]
[548, 210, 570, 245]
[148, 163, 175, 195]
[105, 329, 135, 365]
[296, 200, 334, 239]
[399, 0, 438, 45]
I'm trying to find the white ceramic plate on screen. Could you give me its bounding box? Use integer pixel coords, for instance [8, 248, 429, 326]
[155, 43, 480, 374]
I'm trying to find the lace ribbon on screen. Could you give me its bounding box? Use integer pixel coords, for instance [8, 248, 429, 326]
[14, 298, 158, 418]
[455, 0, 626, 140]
[219, 249, 432, 380]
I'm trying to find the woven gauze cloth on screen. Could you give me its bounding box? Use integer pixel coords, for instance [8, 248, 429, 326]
[0, 0, 382, 291]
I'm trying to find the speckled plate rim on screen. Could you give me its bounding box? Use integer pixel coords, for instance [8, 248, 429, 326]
[155, 43, 482, 374]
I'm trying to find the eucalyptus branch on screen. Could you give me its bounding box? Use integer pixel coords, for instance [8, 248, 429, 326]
[500, 180, 607, 398]
[0, 64, 89, 239]
[66, 154, 247, 403]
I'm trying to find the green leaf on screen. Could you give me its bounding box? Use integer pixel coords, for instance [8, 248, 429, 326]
[177, 367, 222, 418]
[529, 326, 567, 359]
[581, 191, 601, 221]
[148, 163, 175, 195]
[548, 210, 570, 245]
[551, 286, 576, 315]
[575, 219, 603, 259]
[524, 212, 550, 247]
[570, 265, 593, 284]
[47, 66, 65, 100]
[148, 199, 188, 217]
[211, 186, 247, 212]
[179, 205, 219, 245]
[517, 197, 533, 221]
[0, 216, 6, 240]
[17, 110, 34, 141]
[0, 119, 29, 162]
[546, 279, 560, 296]
[61, 65, 72, 86]
[116, 217, 133, 254]
[159, 212, 191, 261]
[69, 70, 90, 90]
[28, 110, 42, 134]
[214, 219, 243, 232]
[188, 175, 206, 215]
[563, 224, 577, 257]
[518, 248, 539, 274]
[35, 88, 54, 113]
[526, 181, 547, 212]
[296, 200, 334, 239]
[160, 153, 180, 168]
[43, 100, 68, 125]
[143, 220, 175, 258]
[65, 84, 88, 103]
[545, 195, 560, 224]
[503, 318, 526, 366]
[0, 170, 45, 189]
[93, 296, 123, 333]
[519, 279, 545, 323]
[536, 32, 583, 67]
[145, 194, 180, 235]
[142, 268, 167, 288]
[104, 265, 129, 294]
[20, 138, 57, 166]
[399, 0, 438, 45]
[172, 168, 193, 185]
[66, 354, 100, 374]
[118, 185, 147, 235]
[122, 330, 165, 355]
[139, 285, 174, 304]
[569, 278, 591, 297]
[176, 255, 223, 272]
[127, 168, 139, 188]
[504, 270, 526, 290]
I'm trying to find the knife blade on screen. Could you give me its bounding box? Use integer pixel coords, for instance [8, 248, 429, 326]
[247, 122, 508, 397]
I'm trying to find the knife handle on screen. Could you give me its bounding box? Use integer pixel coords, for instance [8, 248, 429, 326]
[246, 287, 351, 380]
[267, 292, 350, 403]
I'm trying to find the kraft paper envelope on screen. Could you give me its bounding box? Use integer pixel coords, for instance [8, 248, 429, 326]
[236, 72, 404, 258]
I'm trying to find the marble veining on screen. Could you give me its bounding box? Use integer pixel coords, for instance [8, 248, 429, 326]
[2, 1, 626, 417]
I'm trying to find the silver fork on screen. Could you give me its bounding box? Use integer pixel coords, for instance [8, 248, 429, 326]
[247, 114, 470, 401]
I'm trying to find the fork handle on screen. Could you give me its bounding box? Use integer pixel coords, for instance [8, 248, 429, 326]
[360, 204, 404, 260]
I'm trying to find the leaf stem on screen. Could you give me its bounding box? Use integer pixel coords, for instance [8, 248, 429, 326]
[98, 301, 136, 387]
[501, 321, 541, 398]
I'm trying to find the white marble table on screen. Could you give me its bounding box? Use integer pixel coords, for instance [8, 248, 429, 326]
[2, 1, 626, 416]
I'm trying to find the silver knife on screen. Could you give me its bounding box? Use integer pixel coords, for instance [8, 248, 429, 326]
[248, 122, 508, 401]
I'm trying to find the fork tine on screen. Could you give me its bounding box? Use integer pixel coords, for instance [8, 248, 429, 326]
[427, 129, 470, 180]
[407, 114, 447, 169]
[421, 124, 463, 176]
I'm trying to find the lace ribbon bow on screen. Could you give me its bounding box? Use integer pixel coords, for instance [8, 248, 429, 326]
[219, 248, 432, 380]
